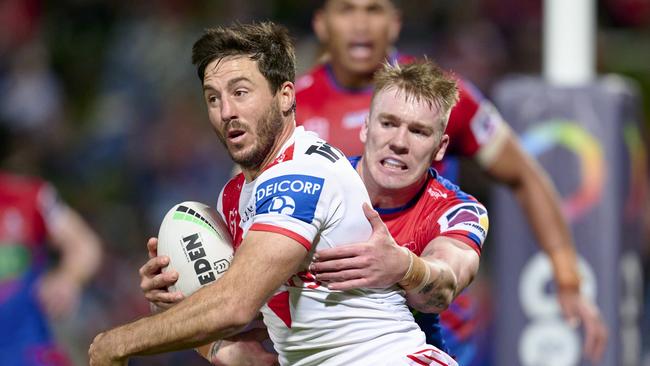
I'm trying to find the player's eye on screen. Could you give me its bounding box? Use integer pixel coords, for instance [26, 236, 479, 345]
[335, 3, 355, 14]
[234, 89, 248, 97]
[366, 4, 385, 14]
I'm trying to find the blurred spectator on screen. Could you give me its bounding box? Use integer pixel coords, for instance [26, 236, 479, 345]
[0, 0, 41, 57]
[0, 39, 63, 134]
[0, 126, 103, 366]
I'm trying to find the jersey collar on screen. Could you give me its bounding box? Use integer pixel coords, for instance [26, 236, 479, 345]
[348, 155, 438, 215]
[323, 49, 402, 95]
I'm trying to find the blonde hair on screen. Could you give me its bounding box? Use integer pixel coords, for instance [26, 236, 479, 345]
[372, 60, 459, 133]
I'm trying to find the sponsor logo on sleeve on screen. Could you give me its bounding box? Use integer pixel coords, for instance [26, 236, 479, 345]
[427, 187, 448, 199]
[438, 203, 489, 246]
[255, 175, 325, 224]
[470, 102, 502, 145]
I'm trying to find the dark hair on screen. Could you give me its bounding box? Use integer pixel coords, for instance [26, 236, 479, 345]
[192, 21, 296, 93]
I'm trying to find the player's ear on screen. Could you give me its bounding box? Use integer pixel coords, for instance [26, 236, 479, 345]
[279, 81, 295, 116]
[313, 9, 329, 43]
[433, 134, 449, 162]
[360, 116, 369, 144]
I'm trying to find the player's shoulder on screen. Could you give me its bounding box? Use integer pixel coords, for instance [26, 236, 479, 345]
[423, 170, 485, 210]
[280, 129, 347, 171]
[255, 130, 353, 199]
[424, 172, 488, 227]
[0, 172, 47, 188]
[455, 77, 486, 107]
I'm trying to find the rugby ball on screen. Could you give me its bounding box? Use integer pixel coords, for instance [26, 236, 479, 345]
[157, 201, 234, 296]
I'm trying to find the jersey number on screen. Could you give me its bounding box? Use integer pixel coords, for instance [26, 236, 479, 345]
[306, 142, 342, 163]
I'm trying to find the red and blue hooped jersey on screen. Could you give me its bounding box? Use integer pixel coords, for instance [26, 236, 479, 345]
[0, 172, 71, 366]
[298, 55, 501, 364]
[347, 157, 488, 257]
[348, 157, 489, 355]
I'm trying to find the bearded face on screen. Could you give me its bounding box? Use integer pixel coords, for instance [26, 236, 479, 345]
[202, 56, 288, 171]
[217, 98, 284, 170]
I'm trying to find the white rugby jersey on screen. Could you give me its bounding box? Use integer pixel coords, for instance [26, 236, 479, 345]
[217, 127, 456, 366]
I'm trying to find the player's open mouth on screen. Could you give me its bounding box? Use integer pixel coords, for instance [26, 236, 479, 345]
[348, 42, 373, 60]
[381, 158, 407, 170]
[227, 129, 246, 142]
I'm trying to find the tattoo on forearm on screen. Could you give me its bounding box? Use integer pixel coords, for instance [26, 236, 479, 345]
[420, 278, 445, 309]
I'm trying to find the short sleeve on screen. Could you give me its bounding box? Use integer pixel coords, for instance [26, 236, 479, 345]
[435, 202, 489, 255]
[447, 79, 509, 166]
[249, 163, 341, 251]
[36, 183, 69, 232]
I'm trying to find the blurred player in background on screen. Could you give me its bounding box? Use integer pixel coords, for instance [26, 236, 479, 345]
[89, 21, 457, 366]
[296, 0, 607, 364]
[0, 126, 103, 366]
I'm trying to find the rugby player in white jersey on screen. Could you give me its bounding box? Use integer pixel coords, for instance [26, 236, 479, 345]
[143, 60, 491, 366]
[88, 22, 457, 366]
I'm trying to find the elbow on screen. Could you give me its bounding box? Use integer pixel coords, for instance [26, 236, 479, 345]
[210, 299, 259, 333]
[179, 297, 256, 345]
[196, 309, 250, 343]
[230, 305, 259, 329]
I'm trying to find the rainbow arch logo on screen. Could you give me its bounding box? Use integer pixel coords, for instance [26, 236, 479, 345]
[521, 120, 605, 222]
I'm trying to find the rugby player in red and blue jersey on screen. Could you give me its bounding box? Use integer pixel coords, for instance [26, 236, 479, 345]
[0, 171, 102, 366]
[310, 60, 487, 360]
[298, 1, 607, 364]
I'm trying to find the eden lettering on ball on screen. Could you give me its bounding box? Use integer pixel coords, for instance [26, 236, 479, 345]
[158, 201, 234, 296]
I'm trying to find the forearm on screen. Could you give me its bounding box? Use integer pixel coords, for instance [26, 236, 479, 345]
[52, 208, 103, 285]
[512, 165, 580, 291]
[399, 249, 457, 313]
[96, 230, 306, 361]
[486, 133, 581, 291]
[107, 281, 249, 358]
[58, 237, 101, 285]
[400, 237, 480, 313]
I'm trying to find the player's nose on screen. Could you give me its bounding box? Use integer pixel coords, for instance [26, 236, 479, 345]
[388, 127, 409, 153]
[220, 96, 238, 122]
